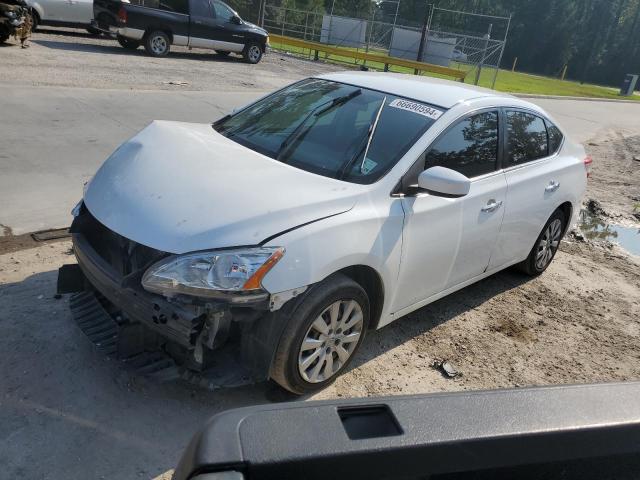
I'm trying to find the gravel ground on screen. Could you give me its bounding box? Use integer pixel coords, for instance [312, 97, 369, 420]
[0, 27, 338, 91]
[1, 26, 639, 480]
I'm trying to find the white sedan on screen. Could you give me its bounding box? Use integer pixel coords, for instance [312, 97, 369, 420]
[64, 72, 589, 394]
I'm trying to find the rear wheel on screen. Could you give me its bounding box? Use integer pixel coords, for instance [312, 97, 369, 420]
[144, 30, 170, 57]
[117, 35, 140, 50]
[518, 209, 566, 276]
[30, 9, 39, 31]
[271, 273, 369, 395]
[243, 42, 262, 64]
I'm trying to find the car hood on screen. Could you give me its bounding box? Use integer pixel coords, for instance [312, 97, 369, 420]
[243, 21, 268, 36]
[84, 121, 362, 254]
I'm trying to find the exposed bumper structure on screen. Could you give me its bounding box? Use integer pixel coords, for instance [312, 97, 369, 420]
[58, 207, 281, 385]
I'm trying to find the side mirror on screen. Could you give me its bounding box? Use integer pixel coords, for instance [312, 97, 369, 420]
[231, 14, 241, 24]
[418, 166, 471, 197]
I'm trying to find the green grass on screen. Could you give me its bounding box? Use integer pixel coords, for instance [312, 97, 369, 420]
[270, 41, 639, 101]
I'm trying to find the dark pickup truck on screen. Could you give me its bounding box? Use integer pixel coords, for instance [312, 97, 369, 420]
[93, 0, 268, 63]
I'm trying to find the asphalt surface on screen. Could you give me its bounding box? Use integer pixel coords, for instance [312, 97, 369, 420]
[2, 86, 639, 235]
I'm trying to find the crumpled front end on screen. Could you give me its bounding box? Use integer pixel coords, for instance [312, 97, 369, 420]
[58, 204, 277, 386]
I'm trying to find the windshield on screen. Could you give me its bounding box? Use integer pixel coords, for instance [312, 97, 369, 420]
[213, 79, 444, 184]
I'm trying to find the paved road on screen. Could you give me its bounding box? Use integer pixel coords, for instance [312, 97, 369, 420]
[1, 86, 639, 235]
[0, 87, 265, 235]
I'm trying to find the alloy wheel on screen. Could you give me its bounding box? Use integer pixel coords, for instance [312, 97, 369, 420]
[151, 35, 167, 55]
[248, 45, 261, 63]
[535, 218, 562, 270]
[298, 299, 364, 383]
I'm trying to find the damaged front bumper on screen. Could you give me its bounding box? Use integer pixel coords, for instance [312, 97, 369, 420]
[58, 210, 279, 385]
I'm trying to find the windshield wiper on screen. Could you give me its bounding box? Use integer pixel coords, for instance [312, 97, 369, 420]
[337, 96, 386, 180]
[276, 89, 362, 161]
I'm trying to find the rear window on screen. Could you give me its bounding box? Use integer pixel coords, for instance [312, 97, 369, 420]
[213, 79, 443, 184]
[506, 110, 548, 166]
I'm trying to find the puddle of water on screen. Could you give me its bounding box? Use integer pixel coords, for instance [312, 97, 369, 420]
[578, 210, 640, 256]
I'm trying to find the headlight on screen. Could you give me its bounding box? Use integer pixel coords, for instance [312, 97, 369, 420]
[141, 247, 284, 298]
[5, 11, 16, 18]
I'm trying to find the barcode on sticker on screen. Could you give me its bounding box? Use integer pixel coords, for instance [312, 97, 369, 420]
[389, 99, 443, 120]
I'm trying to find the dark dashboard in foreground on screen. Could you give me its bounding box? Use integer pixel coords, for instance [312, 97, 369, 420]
[174, 382, 640, 480]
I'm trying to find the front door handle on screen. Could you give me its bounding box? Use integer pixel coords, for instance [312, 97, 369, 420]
[545, 181, 560, 193]
[481, 199, 503, 213]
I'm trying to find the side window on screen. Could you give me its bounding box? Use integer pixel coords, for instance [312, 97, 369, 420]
[190, 0, 212, 17]
[423, 111, 499, 178]
[155, 0, 188, 13]
[506, 111, 548, 165]
[546, 120, 564, 155]
[213, 0, 235, 21]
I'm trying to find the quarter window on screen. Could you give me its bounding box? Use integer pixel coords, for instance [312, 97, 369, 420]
[506, 111, 548, 165]
[546, 120, 564, 155]
[213, 0, 235, 21]
[423, 111, 499, 178]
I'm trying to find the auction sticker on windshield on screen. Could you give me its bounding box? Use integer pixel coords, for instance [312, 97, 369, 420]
[389, 99, 443, 120]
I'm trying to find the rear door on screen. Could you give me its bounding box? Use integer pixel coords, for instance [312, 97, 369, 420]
[488, 109, 569, 268]
[38, 0, 68, 21]
[65, 0, 93, 23]
[391, 110, 507, 313]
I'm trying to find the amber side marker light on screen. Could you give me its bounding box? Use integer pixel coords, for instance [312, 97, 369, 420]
[242, 248, 285, 290]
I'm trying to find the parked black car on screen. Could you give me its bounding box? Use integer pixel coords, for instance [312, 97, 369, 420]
[93, 0, 268, 63]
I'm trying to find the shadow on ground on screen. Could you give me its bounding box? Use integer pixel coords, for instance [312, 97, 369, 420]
[32, 35, 243, 63]
[0, 266, 529, 478]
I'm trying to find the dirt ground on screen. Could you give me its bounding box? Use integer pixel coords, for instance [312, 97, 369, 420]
[1, 27, 640, 480]
[0, 27, 337, 92]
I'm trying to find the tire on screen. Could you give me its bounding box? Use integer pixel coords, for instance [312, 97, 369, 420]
[30, 9, 39, 31]
[518, 209, 566, 276]
[271, 273, 370, 395]
[117, 35, 140, 50]
[144, 30, 170, 57]
[243, 42, 262, 64]
[215, 50, 230, 57]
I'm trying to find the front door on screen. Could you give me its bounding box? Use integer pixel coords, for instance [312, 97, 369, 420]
[188, 0, 244, 52]
[391, 110, 507, 314]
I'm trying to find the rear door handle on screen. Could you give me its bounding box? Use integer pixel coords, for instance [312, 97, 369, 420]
[545, 181, 560, 193]
[481, 199, 503, 213]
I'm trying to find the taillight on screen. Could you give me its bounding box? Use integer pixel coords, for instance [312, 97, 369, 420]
[583, 154, 593, 178]
[117, 6, 127, 24]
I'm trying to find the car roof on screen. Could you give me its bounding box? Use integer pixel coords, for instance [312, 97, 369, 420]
[315, 71, 516, 109]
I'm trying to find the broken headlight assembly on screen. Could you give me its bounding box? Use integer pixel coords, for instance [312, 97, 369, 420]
[141, 247, 284, 302]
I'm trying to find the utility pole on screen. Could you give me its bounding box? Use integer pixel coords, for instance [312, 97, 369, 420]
[474, 23, 492, 86]
[415, 3, 433, 74]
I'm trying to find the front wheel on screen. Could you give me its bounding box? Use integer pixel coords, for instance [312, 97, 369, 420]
[518, 209, 566, 276]
[117, 35, 140, 50]
[243, 42, 262, 64]
[271, 273, 369, 395]
[144, 30, 170, 57]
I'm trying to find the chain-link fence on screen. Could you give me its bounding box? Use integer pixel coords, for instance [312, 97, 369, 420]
[258, 0, 511, 88]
